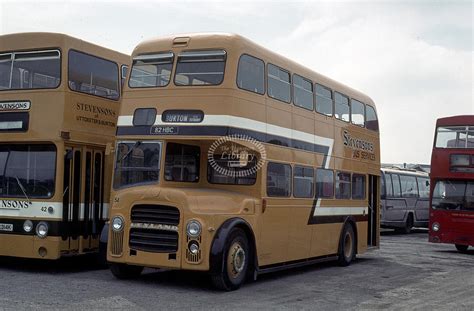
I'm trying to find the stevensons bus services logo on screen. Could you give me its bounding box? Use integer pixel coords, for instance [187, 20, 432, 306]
[208, 134, 267, 178]
[343, 130, 376, 161]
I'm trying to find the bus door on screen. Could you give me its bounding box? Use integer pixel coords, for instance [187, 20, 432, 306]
[63, 146, 105, 254]
[367, 175, 378, 247]
[82, 148, 105, 252]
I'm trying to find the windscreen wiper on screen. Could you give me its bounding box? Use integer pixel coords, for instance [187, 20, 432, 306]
[120, 141, 142, 162]
[15, 175, 30, 203]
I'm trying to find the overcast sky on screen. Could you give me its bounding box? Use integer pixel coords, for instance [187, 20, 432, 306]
[1, 0, 472, 164]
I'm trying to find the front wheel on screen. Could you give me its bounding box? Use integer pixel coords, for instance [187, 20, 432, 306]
[455, 244, 469, 253]
[338, 223, 356, 266]
[211, 228, 249, 291]
[110, 263, 144, 279]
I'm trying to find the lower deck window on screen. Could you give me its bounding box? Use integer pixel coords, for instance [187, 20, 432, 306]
[336, 171, 351, 199]
[316, 168, 334, 198]
[432, 180, 474, 211]
[293, 166, 314, 198]
[267, 162, 291, 197]
[165, 143, 200, 182]
[0, 144, 56, 198]
[352, 174, 366, 199]
[207, 156, 257, 185]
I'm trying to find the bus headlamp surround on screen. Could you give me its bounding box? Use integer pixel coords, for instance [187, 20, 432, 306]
[36, 222, 49, 238]
[186, 220, 202, 237]
[112, 216, 124, 232]
[23, 220, 33, 233]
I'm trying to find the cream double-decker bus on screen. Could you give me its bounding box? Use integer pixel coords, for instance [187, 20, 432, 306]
[0, 33, 128, 260]
[108, 33, 380, 290]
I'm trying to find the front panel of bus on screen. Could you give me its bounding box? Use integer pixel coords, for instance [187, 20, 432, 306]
[0, 39, 122, 259]
[429, 124, 474, 248]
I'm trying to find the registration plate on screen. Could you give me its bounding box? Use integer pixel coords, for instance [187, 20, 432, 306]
[0, 223, 13, 232]
[150, 126, 178, 135]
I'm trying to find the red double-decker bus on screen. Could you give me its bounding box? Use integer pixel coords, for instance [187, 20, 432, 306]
[429, 115, 474, 253]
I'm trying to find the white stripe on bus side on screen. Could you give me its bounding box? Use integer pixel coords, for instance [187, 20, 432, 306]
[0, 201, 63, 219]
[312, 206, 368, 216]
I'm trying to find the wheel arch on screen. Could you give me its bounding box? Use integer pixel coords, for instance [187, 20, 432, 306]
[209, 217, 258, 276]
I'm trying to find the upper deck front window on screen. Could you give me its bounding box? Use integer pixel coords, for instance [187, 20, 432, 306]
[0, 50, 60, 91]
[129, 52, 174, 88]
[435, 126, 474, 149]
[174, 50, 226, 86]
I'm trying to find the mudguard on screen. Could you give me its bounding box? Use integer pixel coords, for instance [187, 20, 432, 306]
[209, 217, 257, 275]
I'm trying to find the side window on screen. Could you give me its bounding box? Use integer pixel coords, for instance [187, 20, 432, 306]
[164, 143, 200, 182]
[417, 177, 430, 199]
[366, 105, 379, 131]
[392, 174, 402, 197]
[267, 162, 291, 197]
[293, 166, 314, 198]
[315, 84, 333, 116]
[121, 65, 128, 87]
[381, 173, 386, 197]
[334, 92, 350, 122]
[351, 99, 365, 127]
[335, 171, 351, 199]
[236, 54, 264, 94]
[293, 74, 313, 110]
[267, 64, 291, 103]
[400, 175, 418, 198]
[352, 174, 366, 199]
[207, 157, 257, 185]
[316, 168, 334, 198]
[68, 50, 119, 100]
[385, 173, 394, 197]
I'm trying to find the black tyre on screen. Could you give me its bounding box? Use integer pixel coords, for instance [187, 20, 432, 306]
[110, 263, 144, 279]
[338, 223, 356, 267]
[396, 214, 414, 234]
[95, 241, 108, 268]
[211, 228, 250, 291]
[455, 244, 469, 253]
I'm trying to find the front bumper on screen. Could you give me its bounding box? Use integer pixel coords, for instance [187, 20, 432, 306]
[0, 234, 62, 259]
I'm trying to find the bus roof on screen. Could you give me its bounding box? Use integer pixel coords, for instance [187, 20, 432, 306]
[381, 167, 429, 177]
[132, 32, 375, 108]
[436, 115, 474, 127]
[0, 32, 128, 63]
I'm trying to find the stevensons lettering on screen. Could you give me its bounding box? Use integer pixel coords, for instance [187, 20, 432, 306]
[0, 200, 31, 210]
[0, 101, 31, 111]
[343, 130, 376, 161]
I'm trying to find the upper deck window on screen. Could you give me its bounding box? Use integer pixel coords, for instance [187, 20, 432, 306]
[0, 50, 60, 91]
[267, 64, 291, 103]
[334, 92, 350, 122]
[68, 50, 119, 100]
[174, 50, 226, 86]
[351, 99, 365, 127]
[436, 126, 474, 148]
[366, 105, 379, 131]
[315, 84, 333, 116]
[293, 74, 313, 110]
[237, 54, 264, 94]
[129, 52, 173, 88]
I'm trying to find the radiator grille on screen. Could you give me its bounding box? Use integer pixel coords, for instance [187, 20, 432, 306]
[129, 228, 178, 253]
[111, 230, 124, 256]
[131, 205, 180, 226]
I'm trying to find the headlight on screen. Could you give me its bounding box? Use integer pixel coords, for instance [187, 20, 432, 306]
[189, 242, 200, 254]
[36, 222, 49, 238]
[186, 220, 202, 237]
[23, 220, 33, 233]
[112, 216, 124, 232]
[432, 222, 440, 232]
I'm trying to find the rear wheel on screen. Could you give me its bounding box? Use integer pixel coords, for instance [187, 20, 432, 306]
[110, 263, 144, 279]
[396, 214, 414, 234]
[211, 228, 249, 291]
[338, 223, 356, 266]
[455, 244, 469, 253]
